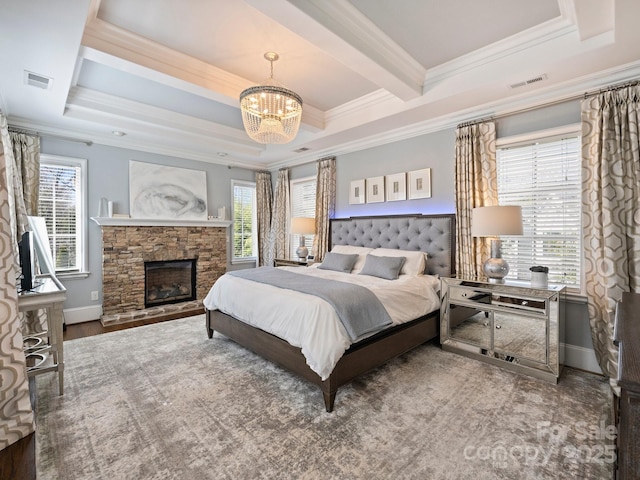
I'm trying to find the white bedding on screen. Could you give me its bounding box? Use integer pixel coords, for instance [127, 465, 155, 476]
[203, 266, 441, 380]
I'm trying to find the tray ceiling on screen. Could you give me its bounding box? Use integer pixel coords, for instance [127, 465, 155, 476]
[1, 0, 638, 169]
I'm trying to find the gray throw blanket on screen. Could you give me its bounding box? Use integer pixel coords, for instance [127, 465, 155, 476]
[227, 267, 392, 341]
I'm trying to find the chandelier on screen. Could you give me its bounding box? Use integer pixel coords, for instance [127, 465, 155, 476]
[239, 52, 303, 144]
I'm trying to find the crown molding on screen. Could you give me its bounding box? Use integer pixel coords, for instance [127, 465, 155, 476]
[80, 17, 325, 131]
[423, 17, 578, 92]
[67, 87, 257, 146]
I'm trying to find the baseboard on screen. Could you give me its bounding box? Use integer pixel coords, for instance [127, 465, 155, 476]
[562, 343, 603, 375]
[63, 305, 102, 324]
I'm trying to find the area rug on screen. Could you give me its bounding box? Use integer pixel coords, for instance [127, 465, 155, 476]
[35, 315, 614, 479]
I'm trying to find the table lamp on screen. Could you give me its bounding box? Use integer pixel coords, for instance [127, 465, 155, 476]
[471, 205, 523, 283]
[290, 217, 315, 260]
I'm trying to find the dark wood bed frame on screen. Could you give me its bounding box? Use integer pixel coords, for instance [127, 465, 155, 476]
[206, 214, 456, 412]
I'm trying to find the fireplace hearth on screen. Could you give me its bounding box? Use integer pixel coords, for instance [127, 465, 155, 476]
[144, 259, 197, 308]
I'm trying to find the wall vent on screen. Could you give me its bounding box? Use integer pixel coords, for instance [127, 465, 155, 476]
[510, 74, 547, 89]
[294, 147, 310, 153]
[24, 71, 53, 90]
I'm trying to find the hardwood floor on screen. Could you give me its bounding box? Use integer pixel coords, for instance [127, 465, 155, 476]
[0, 378, 37, 480]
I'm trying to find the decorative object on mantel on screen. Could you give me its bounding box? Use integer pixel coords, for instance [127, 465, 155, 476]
[239, 52, 303, 144]
[408, 168, 432, 199]
[349, 179, 365, 205]
[129, 160, 207, 221]
[471, 205, 523, 283]
[290, 217, 315, 260]
[530, 266, 549, 288]
[385, 172, 406, 201]
[98, 197, 109, 217]
[366, 176, 385, 203]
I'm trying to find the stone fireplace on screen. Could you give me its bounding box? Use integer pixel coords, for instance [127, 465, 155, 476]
[94, 218, 230, 326]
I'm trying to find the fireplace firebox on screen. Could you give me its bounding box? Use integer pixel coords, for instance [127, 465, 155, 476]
[144, 259, 197, 308]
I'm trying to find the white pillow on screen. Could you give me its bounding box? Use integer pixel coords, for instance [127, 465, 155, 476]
[330, 245, 374, 273]
[370, 248, 426, 276]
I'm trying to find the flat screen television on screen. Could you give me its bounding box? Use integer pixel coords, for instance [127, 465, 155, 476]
[18, 230, 37, 292]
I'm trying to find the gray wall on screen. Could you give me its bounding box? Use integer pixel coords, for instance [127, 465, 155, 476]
[40, 137, 254, 311]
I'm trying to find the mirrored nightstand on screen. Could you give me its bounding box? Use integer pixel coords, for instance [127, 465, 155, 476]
[440, 277, 565, 383]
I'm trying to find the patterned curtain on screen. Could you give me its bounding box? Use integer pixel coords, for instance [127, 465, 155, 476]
[454, 122, 498, 278]
[8, 130, 42, 333]
[268, 168, 290, 264]
[313, 157, 336, 262]
[581, 84, 640, 386]
[255, 171, 272, 266]
[10, 131, 40, 221]
[0, 114, 35, 450]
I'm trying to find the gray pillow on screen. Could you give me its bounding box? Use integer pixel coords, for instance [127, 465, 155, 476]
[317, 252, 359, 273]
[359, 255, 406, 280]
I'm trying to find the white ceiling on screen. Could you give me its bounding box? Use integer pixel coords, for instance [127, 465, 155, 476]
[1, 0, 638, 169]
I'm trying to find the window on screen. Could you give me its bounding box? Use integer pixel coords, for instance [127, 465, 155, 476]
[496, 129, 581, 289]
[232, 180, 257, 262]
[38, 154, 87, 274]
[290, 176, 316, 259]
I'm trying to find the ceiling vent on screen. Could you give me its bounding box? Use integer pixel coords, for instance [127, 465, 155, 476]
[24, 71, 53, 90]
[510, 74, 547, 89]
[294, 147, 310, 153]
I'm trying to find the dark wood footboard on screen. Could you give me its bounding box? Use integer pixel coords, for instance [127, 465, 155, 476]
[206, 309, 439, 412]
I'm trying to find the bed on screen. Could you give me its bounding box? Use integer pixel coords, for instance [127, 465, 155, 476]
[204, 214, 455, 411]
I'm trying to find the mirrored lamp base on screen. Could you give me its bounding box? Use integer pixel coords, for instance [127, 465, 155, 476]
[483, 239, 509, 283]
[296, 236, 308, 260]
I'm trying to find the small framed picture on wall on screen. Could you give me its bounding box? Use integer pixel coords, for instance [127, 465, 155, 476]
[408, 168, 432, 200]
[385, 172, 406, 201]
[366, 176, 385, 203]
[349, 179, 366, 204]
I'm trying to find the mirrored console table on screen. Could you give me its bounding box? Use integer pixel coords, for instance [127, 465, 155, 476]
[18, 275, 66, 395]
[440, 277, 565, 384]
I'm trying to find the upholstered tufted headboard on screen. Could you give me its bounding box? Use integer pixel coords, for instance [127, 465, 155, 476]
[329, 214, 456, 277]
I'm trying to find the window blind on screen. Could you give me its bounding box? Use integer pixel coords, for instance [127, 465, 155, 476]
[232, 182, 256, 260]
[497, 134, 581, 287]
[38, 163, 81, 272]
[290, 177, 316, 259]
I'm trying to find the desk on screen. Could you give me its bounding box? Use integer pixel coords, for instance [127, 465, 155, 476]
[18, 275, 66, 395]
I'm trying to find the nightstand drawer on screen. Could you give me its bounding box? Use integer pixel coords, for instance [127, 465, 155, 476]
[449, 286, 547, 314]
[274, 258, 308, 267]
[449, 286, 491, 304]
[492, 294, 547, 314]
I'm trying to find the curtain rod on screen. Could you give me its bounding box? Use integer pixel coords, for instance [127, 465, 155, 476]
[8, 125, 93, 146]
[583, 79, 640, 99]
[457, 78, 640, 129]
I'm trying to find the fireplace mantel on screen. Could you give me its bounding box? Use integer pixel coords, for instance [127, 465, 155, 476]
[91, 217, 232, 228]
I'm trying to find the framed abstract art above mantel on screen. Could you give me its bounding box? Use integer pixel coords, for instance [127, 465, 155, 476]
[129, 160, 208, 220]
[408, 168, 432, 200]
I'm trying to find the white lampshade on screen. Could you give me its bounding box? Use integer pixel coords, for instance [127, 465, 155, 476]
[291, 217, 315, 235]
[471, 206, 523, 237]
